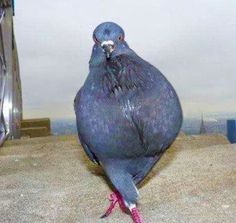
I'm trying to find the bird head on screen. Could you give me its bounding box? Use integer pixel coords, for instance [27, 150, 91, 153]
[90, 22, 132, 65]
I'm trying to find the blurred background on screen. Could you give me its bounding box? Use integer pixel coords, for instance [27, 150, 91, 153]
[14, 0, 236, 135]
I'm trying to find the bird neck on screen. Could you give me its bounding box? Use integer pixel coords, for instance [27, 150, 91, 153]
[91, 54, 154, 97]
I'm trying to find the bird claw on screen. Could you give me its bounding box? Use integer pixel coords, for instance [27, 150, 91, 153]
[100, 213, 109, 219]
[101, 191, 126, 218]
[101, 192, 143, 223]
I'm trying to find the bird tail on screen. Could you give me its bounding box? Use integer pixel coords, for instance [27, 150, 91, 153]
[103, 160, 139, 205]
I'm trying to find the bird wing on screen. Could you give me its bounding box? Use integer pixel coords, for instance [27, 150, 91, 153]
[115, 54, 174, 156]
[132, 153, 164, 184]
[74, 89, 100, 164]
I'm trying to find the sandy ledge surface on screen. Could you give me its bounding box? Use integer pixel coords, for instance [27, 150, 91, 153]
[0, 134, 235, 223]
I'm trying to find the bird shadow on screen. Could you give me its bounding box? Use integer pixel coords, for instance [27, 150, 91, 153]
[75, 146, 108, 185]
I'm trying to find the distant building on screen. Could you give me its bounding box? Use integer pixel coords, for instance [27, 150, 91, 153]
[199, 114, 207, 134]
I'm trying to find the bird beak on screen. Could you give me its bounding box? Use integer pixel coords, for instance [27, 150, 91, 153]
[101, 40, 114, 59]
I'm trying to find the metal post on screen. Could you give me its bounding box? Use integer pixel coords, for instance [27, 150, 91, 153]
[0, 0, 22, 146]
[227, 120, 236, 144]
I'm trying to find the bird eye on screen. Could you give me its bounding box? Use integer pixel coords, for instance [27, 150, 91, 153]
[93, 34, 99, 44]
[118, 35, 124, 41]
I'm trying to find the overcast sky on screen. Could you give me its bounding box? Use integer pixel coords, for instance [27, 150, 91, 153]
[14, 0, 236, 119]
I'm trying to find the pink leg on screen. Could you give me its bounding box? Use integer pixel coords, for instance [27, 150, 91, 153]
[130, 207, 143, 223]
[100, 191, 126, 218]
[114, 191, 127, 212]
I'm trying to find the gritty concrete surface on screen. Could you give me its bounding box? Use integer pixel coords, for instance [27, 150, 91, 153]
[0, 134, 235, 223]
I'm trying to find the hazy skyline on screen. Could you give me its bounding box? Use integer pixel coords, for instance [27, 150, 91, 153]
[15, 0, 236, 119]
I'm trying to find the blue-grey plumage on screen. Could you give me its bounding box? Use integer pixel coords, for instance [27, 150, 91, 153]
[74, 22, 183, 220]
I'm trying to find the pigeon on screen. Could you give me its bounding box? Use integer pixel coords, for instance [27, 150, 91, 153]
[74, 22, 183, 223]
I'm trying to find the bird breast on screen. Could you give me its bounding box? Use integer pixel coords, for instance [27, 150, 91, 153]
[121, 99, 135, 121]
[100, 55, 152, 98]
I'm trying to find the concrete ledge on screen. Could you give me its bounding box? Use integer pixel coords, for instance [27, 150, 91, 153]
[21, 118, 51, 130]
[21, 127, 50, 138]
[0, 135, 235, 223]
[20, 118, 51, 138]
[174, 133, 229, 149]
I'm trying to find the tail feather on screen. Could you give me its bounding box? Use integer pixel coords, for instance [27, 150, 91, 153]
[103, 160, 139, 205]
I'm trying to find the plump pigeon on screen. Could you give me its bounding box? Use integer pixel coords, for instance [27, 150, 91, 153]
[74, 22, 183, 223]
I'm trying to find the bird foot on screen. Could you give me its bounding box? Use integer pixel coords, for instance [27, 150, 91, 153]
[100, 191, 127, 218]
[130, 207, 143, 223]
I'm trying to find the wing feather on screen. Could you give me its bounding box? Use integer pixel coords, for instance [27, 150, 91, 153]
[74, 89, 100, 164]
